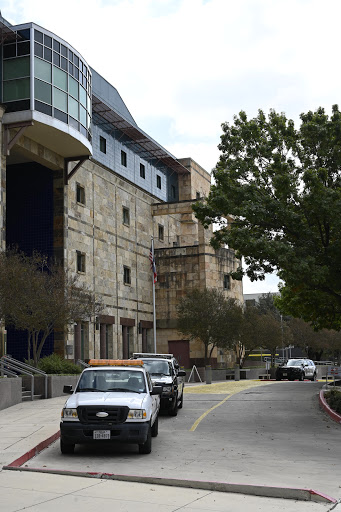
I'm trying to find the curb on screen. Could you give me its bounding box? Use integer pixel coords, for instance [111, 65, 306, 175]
[5, 431, 61, 468]
[319, 389, 341, 424]
[2, 431, 336, 504]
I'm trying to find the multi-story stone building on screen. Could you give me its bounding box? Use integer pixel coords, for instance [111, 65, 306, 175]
[0, 15, 242, 367]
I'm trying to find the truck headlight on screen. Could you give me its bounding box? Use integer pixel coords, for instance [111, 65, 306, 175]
[162, 386, 172, 393]
[128, 409, 146, 419]
[61, 408, 78, 420]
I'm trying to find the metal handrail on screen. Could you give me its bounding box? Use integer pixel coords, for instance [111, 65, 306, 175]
[1, 355, 48, 399]
[1, 360, 34, 400]
[77, 359, 90, 368]
[0, 362, 19, 378]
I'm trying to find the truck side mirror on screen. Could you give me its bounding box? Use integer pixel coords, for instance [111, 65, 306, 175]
[63, 385, 73, 394]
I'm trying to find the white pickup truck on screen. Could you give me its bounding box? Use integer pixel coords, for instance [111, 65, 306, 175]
[60, 359, 161, 454]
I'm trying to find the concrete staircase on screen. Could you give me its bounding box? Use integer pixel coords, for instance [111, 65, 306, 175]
[21, 385, 42, 401]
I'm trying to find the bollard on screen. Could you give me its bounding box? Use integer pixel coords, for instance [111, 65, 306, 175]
[205, 365, 212, 384]
[234, 364, 240, 381]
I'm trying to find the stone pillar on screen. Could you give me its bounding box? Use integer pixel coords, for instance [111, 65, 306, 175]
[100, 323, 106, 358]
[74, 322, 81, 362]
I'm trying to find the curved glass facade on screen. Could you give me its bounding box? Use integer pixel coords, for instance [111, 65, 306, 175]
[2, 23, 92, 143]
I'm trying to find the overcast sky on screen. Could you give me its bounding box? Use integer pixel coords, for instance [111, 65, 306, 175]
[3, 0, 340, 294]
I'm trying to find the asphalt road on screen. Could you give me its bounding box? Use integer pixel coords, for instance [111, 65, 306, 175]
[25, 381, 341, 500]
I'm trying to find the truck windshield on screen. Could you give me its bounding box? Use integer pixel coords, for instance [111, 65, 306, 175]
[77, 369, 146, 393]
[142, 359, 171, 376]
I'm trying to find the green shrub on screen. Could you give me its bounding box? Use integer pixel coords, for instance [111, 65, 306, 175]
[37, 354, 81, 375]
[325, 388, 341, 415]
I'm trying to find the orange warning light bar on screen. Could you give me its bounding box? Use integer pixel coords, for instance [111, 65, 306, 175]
[87, 359, 144, 367]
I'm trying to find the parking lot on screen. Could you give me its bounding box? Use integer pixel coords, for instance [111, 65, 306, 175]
[16, 380, 340, 501]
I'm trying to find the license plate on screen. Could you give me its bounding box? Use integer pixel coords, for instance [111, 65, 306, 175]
[282, 372, 287, 376]
[93, 430, 110, 440]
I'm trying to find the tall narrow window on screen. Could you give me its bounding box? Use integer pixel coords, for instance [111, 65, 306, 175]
[158, 224, 164, 241]
[123, 206, 130, 226]
[196, 191, 201, 200]
[224, 274, 230, 290]
[76, 251, 86, 273]
[121, 150, 127, 167]
[156, 175, 161, 189]
[171, 185, 176, 199]
[76, 183, 85, 205]
[124, 266, 131, 285]
[140, 163, 145, 179]
[100, 136, 106, 153]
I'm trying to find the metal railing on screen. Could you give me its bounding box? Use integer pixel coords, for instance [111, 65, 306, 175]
[0, 355, 47, 400]
[77, 359, 90, 368]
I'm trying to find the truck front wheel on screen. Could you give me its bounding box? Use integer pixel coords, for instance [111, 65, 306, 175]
[139, 425, 152, 454]
[60, 438, 75, 454]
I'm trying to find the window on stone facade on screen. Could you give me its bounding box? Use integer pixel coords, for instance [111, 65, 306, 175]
[100, 136, 106, 154]
[156, 175, 161, 189]
[123, 266, 131, 285]
[121, 150, 127, 167]
[76, 251, 86, 273]
[224, 274, 230, 290]
[171, 185, 176, 199]
[140, 163, 145, 179]
[123, 206, 130, 226]
[158, 224, 164, 241]
[196, 191, 201, 200]
[76, 183, 85, 205]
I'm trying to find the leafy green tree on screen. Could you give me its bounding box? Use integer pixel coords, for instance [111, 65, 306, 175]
[194, 106, 341, 330]
[0, 250, 102, 365]
[176, 288, 243, 365]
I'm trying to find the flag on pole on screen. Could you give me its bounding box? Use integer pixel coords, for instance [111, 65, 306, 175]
[149, 246, 157, 283]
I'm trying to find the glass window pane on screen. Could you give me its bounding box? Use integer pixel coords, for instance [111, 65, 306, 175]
[53, 40, 60, 52]
[34, 30, 43, 43]
[3, 57, 30, 80]
[3, 78, 30, 101]
[54, 108, 68, 124]
[53, 52, 60, 67]
[69, 96, 79, 120]
[53, 87, 67, 112]
[17, 28, 30, 41]
[35, 100, 52, 116]
[68, 61, 73, 74]
[80, 105, 86, 126]
[44, 47, 52, 62]
[34, 57, 51, 82]
[87, 94, 91, 112]
[3, 44, 16, 58]
[34, 78, 51, 104]
[53, 66, 67, 91]
[73, 54, 79, 67]
[79, 86, 86, 107]
[68, 49, 73, 61]
[61, 45, 67, 57]
[34, 42, 43, 58]
[17, 41, 30, 56]
[69, 76, 79, 99]
[61, 56, 67, 71]
[73, 67, 79, 80]
[44, 35, 52, 48]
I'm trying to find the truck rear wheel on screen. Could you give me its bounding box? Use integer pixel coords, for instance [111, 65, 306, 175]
[151, 416, 158, 437]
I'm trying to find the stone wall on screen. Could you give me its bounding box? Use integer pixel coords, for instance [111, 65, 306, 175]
[0, 377, 22, 410]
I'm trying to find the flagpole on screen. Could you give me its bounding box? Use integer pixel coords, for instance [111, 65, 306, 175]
[151, 236, 157, 352]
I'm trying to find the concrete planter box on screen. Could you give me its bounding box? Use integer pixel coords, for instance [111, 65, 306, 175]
[0, 377, 22, 410]
[185, 367, 269, 382]
[22, 374, 80, 398]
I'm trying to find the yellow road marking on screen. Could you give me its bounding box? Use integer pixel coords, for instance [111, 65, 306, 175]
[190, 394, 232, 431]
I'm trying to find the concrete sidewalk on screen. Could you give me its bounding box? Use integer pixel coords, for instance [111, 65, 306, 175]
[0, 396, 338, 511]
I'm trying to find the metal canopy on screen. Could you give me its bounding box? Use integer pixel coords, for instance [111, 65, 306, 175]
[0, 20, 18, 44]
[92, 95, 189, 175]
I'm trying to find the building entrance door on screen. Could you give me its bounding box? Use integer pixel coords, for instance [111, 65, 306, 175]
[168, 340, 190, 368]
